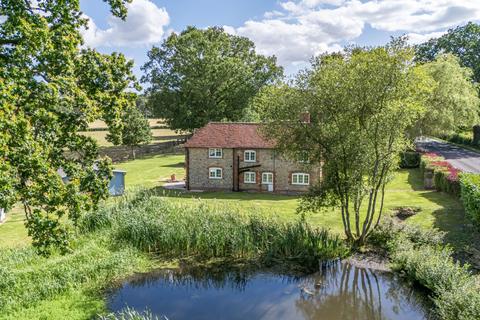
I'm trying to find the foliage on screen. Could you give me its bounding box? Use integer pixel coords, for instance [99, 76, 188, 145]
[459, 173, 480, 227]
[442, 131, 478, 148]
[399, 151, 420, 168]
[142, 26, 283, 131]
[370, 218, 480, 320]
[112, 107, 152, 159]
[263, 38, 431, 245]
[0, 1, 138, 255]
[412, 54, 480, 136]
[81, 191, 349, 270]
[415, 22, 480, 83]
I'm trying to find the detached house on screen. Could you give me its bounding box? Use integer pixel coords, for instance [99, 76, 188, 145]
[184, 122, 321, 193]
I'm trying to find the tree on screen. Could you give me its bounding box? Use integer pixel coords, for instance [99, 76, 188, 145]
[116, 107, 152, 159]
[141, 26, 283, 131]
[415, 22, 480, 83]
[412, 54, 480, 136]
[262, 39, 430, 245]
[0, 0, 137, 255]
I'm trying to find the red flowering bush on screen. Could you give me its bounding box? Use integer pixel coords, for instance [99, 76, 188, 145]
[420, 153, 461, 196]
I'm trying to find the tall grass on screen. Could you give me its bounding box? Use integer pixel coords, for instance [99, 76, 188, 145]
[81, 191, 349, 269]
[0, 233, 153, 316]
[370, 217, 480, 320]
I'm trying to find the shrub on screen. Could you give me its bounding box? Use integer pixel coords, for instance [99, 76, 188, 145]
[399, 151, 420, 168]
[371, 218, 480, 320]
[459, 173, 480, 227]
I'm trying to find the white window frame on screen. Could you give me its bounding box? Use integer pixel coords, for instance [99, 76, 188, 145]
[208, 148, 222, 158]
[244, 150, 256, 162]
[292, 173, 310, 185]
[244, 172, 256, 184]
[262, 172, 273, 185]
[209, 167, 223, 179]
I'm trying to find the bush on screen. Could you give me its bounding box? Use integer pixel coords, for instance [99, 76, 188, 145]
[371, 218, 480, 320]
[399, 151, 420, 168]
[460, 173, 480, 227]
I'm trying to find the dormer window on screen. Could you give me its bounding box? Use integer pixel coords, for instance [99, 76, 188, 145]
[244, 150, 256, 162]
[209, 148, 222, 158]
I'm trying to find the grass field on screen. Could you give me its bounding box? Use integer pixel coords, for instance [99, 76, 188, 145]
[79, 128, 184, 147]
[1, 153, 470, 251]
[87, 118, 165, 129]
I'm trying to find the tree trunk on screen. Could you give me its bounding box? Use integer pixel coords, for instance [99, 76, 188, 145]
[131, 146, 136, 160]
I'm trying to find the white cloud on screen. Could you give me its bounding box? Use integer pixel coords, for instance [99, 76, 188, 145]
[407, 31, 446, 45]
[82, 0, 169, 47]
[227, 0, 480, 67]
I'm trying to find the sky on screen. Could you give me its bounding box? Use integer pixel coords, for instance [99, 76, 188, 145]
[80, 0, 480, 80]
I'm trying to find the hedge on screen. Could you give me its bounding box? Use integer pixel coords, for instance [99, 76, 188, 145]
[459, 174, 480, 227]
[399, 151, 420, 168]
[421, 153, 461, 197]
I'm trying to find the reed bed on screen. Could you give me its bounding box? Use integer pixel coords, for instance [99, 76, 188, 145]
[81, 191, 349, 268]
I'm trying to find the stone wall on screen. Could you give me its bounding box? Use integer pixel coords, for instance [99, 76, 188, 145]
[187, 148, 234, 190]
[99, 140, 185, 163]
[187, 147, 321, 193]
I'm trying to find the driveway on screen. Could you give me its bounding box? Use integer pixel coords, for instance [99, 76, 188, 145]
[416, 138, 480, 173]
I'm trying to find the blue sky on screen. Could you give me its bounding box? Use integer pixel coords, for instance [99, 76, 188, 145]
[80, 0, 480, 80]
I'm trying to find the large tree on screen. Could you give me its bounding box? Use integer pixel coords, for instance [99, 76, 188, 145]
[114, 107, 152, 159]
[412, 54, 480, 136]
[415, 22, 480, 83]
[263, 40, 430, 245]
[0, 0, 137, 254]
[142, 26, 283, 131]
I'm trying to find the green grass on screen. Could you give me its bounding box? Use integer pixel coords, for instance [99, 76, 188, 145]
[0, 154, 470, 250]
[80, 128, 182, 147]
[0, 207, 29, 249]
[115, 154, 185, 189]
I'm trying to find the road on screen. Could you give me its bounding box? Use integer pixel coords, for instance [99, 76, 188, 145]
[416, 138, 480, 173]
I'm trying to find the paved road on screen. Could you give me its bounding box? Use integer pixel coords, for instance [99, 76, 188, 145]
[416, 138, 480, 173]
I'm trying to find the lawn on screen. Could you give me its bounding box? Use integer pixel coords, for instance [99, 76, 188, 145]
[0, 153, 470, 250]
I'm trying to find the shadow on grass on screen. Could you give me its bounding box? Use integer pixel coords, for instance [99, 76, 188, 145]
[162, 162, 185, 168]
[148, 186, 298, 202]
[407, 169, 480, 269]
[406, 168, 425, 191]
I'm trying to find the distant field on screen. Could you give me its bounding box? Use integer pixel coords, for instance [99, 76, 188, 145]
[88, 118, 166, 130]
[80, 128, 183, 147]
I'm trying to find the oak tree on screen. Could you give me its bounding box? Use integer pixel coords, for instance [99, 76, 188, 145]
[142, 26, 283, 131]
[0, 0, 137, 254]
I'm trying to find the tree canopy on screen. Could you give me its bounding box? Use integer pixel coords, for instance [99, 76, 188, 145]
[142, 26, 283, 131]
[416, 22, 480, 83]
[412, 54, 480, 136]
[116, 107, 152, 159]
[0, 0, 137, 254]
[262, 39, 431, 245]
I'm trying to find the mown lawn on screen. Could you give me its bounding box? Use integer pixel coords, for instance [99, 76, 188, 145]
[0, 153, 469, 249]
[79, 128, 182, 147]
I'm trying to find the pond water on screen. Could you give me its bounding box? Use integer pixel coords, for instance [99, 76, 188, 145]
[107, 261, 430, 320]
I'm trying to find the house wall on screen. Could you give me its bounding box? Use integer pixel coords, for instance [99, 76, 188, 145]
[187, 148, 234, 191]
[236, 148, 321, 193]
[187, 147, 321, 193]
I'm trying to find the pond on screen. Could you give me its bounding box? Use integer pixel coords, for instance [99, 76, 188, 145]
[107, 260, 430, 320]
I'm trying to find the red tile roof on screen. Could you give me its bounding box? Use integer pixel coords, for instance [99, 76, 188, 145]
[184, 122, 275, 149]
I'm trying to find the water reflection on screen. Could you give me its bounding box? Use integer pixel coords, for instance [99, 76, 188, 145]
[108, 261, 430, 320]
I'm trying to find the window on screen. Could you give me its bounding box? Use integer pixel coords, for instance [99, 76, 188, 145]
[209, 167, 222, 179]
[244, 172, 256, 184]
[244, 150, 256, 162]
[209, 148, 222, 158]
[262, 172, 273, 185]
[298, 151, 310, 164]
[292, 173, 310, 185]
